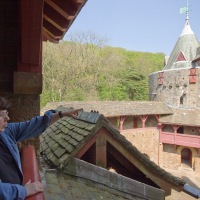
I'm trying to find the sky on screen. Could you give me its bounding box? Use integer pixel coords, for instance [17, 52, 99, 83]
[64, 0, 200, 56]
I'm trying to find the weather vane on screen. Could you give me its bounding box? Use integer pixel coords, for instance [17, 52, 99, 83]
[180, 0, 190, 20]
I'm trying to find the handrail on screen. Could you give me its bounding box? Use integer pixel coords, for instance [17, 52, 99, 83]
[160, 132, 200, 148]
[21, 145, 45, 200]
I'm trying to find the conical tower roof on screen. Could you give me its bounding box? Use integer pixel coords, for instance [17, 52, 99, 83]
[164, 18, 200, 70]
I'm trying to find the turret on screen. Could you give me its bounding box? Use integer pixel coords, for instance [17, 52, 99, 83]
[149, 4, 200, 108]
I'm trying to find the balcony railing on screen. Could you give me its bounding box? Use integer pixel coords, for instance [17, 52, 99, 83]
[160, 132, 200, 148]
[21, 145, 45, 200]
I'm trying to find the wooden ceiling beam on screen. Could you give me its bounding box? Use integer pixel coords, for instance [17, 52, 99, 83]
[43, 28, 59, 43]
[43, 19, 64, 37]
[44, 0, 74, 20]
[43, 14, 66, 32]
[73, 0, 85, 4]
[43, 27, 61, 40]
[42, 0, 87, 42]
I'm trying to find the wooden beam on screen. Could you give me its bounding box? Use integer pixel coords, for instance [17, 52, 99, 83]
[44, 0, 74, 20]
[43, 28, 59, 43]
[43, 27, 61, 40]
[96, 135, 107, 168]
[43, 14, 66, 32]
[19, 0, 43, 72]
[73, 0, 85, 4]
[21, 145, 45, 200]
[43, 19, 64, 37]
[107, 142, 137, 173]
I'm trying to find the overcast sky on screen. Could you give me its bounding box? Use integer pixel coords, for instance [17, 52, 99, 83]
[64, 0, 200, 56]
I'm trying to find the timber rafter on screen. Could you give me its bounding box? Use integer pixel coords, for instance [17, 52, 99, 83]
[43, 0, 87, 43]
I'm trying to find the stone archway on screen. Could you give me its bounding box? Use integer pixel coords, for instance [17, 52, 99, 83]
[177, 146, 197, 170]
[181, 148, 192, 167]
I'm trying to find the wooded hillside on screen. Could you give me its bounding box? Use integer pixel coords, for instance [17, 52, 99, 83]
[42, 32, 164, 107]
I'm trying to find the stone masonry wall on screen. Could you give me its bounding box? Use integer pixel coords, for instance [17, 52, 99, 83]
[184, 126, 200, 135]
[149, 68, 200, 107]
[160, 144, 180, 169]
[194, 156, 200, 173]
[121, 128, 159, 164]
[121, 128, 200, 172]
[108, 116, 158, 130]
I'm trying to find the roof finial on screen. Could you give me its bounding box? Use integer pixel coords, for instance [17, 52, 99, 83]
[180, 0, 190, 21]
[186, 0, 189, 21]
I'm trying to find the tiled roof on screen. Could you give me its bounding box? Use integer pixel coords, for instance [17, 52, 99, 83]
[159, 107, 200, 126]
[164, 20, 200, 70]
[41, 101, 173, 117]
[40, 111, 185, 187]
[193, 46, 200, 63]
[43, 158, 165, 200]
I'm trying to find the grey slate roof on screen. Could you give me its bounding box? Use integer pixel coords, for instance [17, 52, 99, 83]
[164, 19, 200, 70]
[43, 158, 165, 200]
[159, 107, 200, 127]
[193, 46, 200, 63]
[40, 112, 185, 187]
[41, 101, 173, 117]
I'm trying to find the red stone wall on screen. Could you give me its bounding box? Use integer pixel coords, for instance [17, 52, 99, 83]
[184, 126, 200, 136]
[108, 115, 159, 130]
[194, 156, 200, 173]
[121, 128, 159, 164]
[121, 127, 200, 172]
[160, 144, 180, 169]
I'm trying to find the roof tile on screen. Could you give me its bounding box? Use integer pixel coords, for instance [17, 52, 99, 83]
[51, 143, 59, 152]
[65, 143, 75, 153]
[40, 141, 49, 151]
[84, 124, 95, 131]
[46, 152, 59, 166]
[48, 140, 56, 147]
[40, 111, 185, 188]
[41, 101, 173, 117]
[54, 147, 65, 158]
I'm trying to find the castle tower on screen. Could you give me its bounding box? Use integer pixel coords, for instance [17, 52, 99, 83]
[149, 7, 200, 108]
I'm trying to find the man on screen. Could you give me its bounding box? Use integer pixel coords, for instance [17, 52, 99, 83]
[0, 97, 82, 200]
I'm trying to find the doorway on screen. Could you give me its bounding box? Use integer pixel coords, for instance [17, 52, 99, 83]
[181, 148, 192, 168]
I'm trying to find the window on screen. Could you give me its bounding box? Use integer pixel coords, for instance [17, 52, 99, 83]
[158, 72, 164, 85]
[189, 68, 197, 83]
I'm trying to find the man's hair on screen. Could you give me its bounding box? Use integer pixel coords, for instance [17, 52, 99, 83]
[0, 97, 11, 110]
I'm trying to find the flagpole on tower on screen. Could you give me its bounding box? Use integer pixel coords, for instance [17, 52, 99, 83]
[186, 0, 189, 20]
[180, 0, 190, 21]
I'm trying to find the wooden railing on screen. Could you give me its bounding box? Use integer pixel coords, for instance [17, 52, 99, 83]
[21, 145, 45, 200]
[160, 132, 200, 148]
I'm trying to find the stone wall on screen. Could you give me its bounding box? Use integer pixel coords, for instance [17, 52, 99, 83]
[160, 144, 180, 169]
[184, 126, 199, 135]
[146, 115, 158, 127]
[194, 156, 200, 173]
[121, 128, 159, 164]
[149, 68, 200, 107]
[121, 128, 200, 172]
[2, 94, 41, 151]
[108, 115, 158, 130]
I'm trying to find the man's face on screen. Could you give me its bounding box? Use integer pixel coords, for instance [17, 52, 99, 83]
[0, 110, 10, 132]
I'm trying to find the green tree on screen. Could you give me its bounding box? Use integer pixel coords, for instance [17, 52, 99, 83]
[41, 31, 164, 107]
[120, 67, 149, 100]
